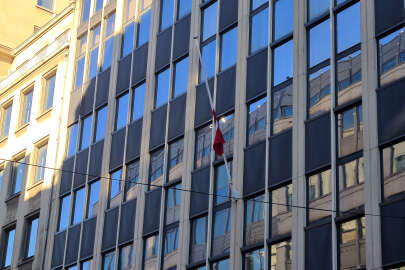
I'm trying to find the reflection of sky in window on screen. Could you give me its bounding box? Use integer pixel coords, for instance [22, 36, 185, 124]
[155, 68, 170, 108]
[95, 106, 107, 142]
[103, 38, 114, 70]
[379, 27, 405, 45]
[193, 217, 206, 244]
[178, 0, 191, 19]
[337, 3, 360, 53]
[214, 208, 231, 236]
[221, 27, 238, 71]
[202, 2, 218, 40]
[116, 94, 129, 130]
[309, 19, 330, 67]
[174, 57, 189, 97]
[138, 11, 151, 47]
[121, 23, 134, 58]
[92, 26, 101, 47]
[80, 115, 92, 150]
[160, 0, 174, 31]
[75, 57, 85, 88]
[106, 13, 115, 36]
[73, 188, 85, 224]
[132, 84, 145, 120]
[110, 170, 122, 199]
[274, 0, 293, 40]
[249, 97, 266, 113]
[202, 41, 216, 80]
[273, 40, 293, 86]
[251, 8, 268, 54]
[308, 0, 329, 20]
[252, 0, 267, 10]
[342, 108, 354, 131]
[89, 48, 99, 79]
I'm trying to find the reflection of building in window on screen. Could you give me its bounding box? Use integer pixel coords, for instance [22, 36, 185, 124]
[245, 195, 265, 246]
[308, 169, 332, 223]
[270, 240, 292, 270]
[338, 157, 364, 214]
[272, 83, 293, 135]
[149, 148, 164, 187]
[271, 184, 292, 238]
[308, 65, 331, 118]
[337, 105, 363, 157]
[379, 28, 405, 86]
[212, 207, 231, 256]
[248, 98, 267, 146]
[195, 125, 212, 169]
[382, 141, 405, 200]
[339, 218, 366, 270]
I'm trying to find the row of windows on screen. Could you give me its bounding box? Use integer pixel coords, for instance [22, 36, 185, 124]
[0, 73, 56, 139]
[1, 215, 39, 268]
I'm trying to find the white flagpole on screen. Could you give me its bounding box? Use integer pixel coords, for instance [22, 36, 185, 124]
[193, 38, 238, 199]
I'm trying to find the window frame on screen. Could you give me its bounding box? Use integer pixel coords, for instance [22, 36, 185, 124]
[23, 212, 40, 259]
[0, 100, 13, 140]
[32, 140, 48, 185]
[41, 70, 57, 113]
[1, 224, 16, 268]
[19, 86, 34, 127]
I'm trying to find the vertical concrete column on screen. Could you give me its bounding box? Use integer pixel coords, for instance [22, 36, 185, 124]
[361, 0, 382, 269]
[291, 0, 307, 269]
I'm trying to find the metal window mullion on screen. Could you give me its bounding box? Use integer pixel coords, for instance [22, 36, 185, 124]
[330, 0, 338, 269]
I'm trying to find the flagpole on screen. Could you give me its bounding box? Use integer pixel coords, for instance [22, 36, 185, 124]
[193, 37, 237, 199]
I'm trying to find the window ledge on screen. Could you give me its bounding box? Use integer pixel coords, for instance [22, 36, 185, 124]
[0, 136, 8, 145]
[15, 123, 29, 136]
[27, 180, 44, 191]
[5, 192, 20, 203]
[36, 107, 52, 122]
[18, 256, 34, 267]
[35, 4, 54, 14]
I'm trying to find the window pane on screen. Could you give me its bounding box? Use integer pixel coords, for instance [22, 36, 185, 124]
[37, 0, 53, 9]
[221, 27, 238, 71]
[137, 10, 151, 47]
[212, 258, 229, 270]
[125, 161, 139, 201]
[308, 0, 329, 20]
[110, 169, 122, 207]
[1, 104, 13, 138]
[0, 169, 3, 194]
[87, 180, 100, 218]
[35, 144, 48, 183]
[103, 251, 116, 270]
[244, 248, 265, 270]
[155, 68, 170, 108]
[166, 184, 182, 224]
[149, 148, 164, 187]
[338, 157, 364, 214]
[22, 91, 33, 125]
[95, 0, 103, 12]
[122, 22, 135, 58]
[80, 115, 93, 150]
[68, 123, 79, 157]
[250, 8, 268, 54]
[212, 208, 231, 256]
[78, 35, 87, 55]
[309, 19, 330, 67]
[119, 244, 133, 270]
[215, 163, 232, 205]
[190, 216, 207, 263]
[338, 105, 363, 157]
[339, 218, 366, 269]
[92, 26, 101, 46]
[252, 0, 267, 10]
[58, 195, 71, 231]
[116, 93, 129, 130]
[173, 57, 189, 98]
[272, 83, 293, 135]
[378, 27, 405, 86]
[160, 0, 174, 31]
[12, 161, 25, 194]
[103, 37, 114, 70]
[27, 218, 39, 257]
[217, 114, 234, 158]
[44, 74, 56, 111]
[163, 227, 179, 269]
[337, 50, 362, 105]
[168, 139, 184, 182]
[308, 169, 331, 224]
[124, 0, 136, 22]
[247, 98, 267, 146]
[89, 48, 99, 79]
[308, 64, 331, 118]
[144, 235, 159, 270]
[273, 40, 293, 86]
[202, 2, 218, 41]
[95, 106, 107, 142]
[106, 13, 115, 37]
[75, 57, 85, 89]
[178, 0, 191, 19]
[195, 125, 212, 169]
[82, 260, 93, 270]
[271, 184, 292, 237]
[81, 0, 91, 22]
[132, 84, 146, 121]
[4, 228, 15, 267]
[274, 0, 293, 40]
[245, 195, 265, 246]
[336, 3, 360, 54]
[270, 240, 292, 269]
[382, 141, 405, 200]
[72, 188, 85, 224]
[201, 40, 216, 81]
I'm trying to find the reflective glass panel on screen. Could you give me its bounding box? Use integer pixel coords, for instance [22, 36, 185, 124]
[103, 251, 116, 270]
[245, 195, 265, 245]
[106, 13, 115, 37]
[190, 216, 207, 263]
[173, 57, 189, 98]
[168, 139, 184, 182]
[338, 157, 364, 214]
[270, 240, 292, 270]
[155, 68, 170, 108]
[124, 0, 136, 22]
[89, 48, 99, 79]
[212, 258, 229, 270]
[252, 0, 267, 10]
[75, 57, 85, 89]
[95, 0, 103, 11]
[160, 0, 174, 31]
[247, 98, 267, 146]
[382, 141, 405, 200]
[178, 0, 191, 19]
[250, 8, 268, 54]
[166, 184, 181, 225]
[58, 194, 71, 231]
[339, 218, 366, 269]
[309, 19, 330, 67]
[308, 169, 331, 223]
[119, 244, 133, 270]
[212, 208, 231, 256]
[201, 40, 216, 81]
[336, 3, 361, 54]
[274, 0, 293, 40]
[81, 0, 91, 22]
[217, 114, 234, 158]
[272, 83, 293, 135]
[78, 35, 87, 55]
[215, 163, 232, 205]
[95, 106, 107, 142]
[72, 187, 85, 224]
[273, 40, 293, 86]
[26, 217, 39, 258]
[87, 180, 100, 218]
[337, 50, 362, 105]
[308, 0, 329, 20]
[221, 27, 238, 71]
[338, 105, 363, 157]
[4, 228, 15, 267]
[149, 148, 164, 187]
[202, 2, 218, 41]
[195, 125, 212, 169]
[144, 235, 159, 270]
[163, 227, 179, 269]
[82, 260, 93, 270]
[138, 10, 151, 47]
[122, 22, 135, 58]
[80, 115, 93, 150]
[132, 83, 146, 121]
[308, 64, 331, 118]
[110, 169, 122, 207]
[103, 37, 114, 70]
[115, 93, 129, 130]
[68, 123, 78, 157]
[244, 248, 265, 270]
[125, 161, 139, 201]
[271, 184, 292, 237]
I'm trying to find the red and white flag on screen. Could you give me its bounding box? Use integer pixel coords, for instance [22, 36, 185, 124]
[212, 110, 226, 157]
